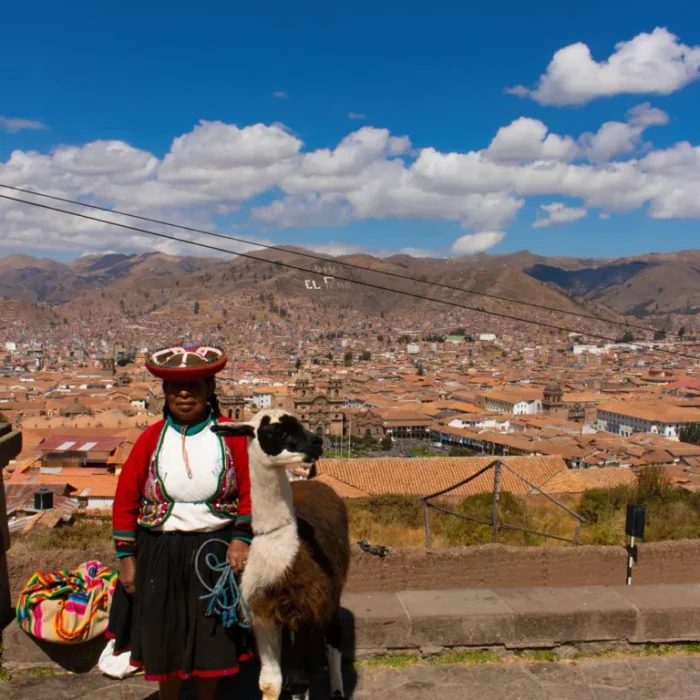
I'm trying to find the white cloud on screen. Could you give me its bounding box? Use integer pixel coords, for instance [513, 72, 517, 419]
[580, 121, 639, 163]
[579, 103, 670, 163]
[306, 241, 366, 256]
[487, 118, 578, 162]
[273, 91, 289, 99]
[252, 194, 352, 228]
[348, 112, 366, 120]
[627, 103, 670, 127]
[0, 116, 46, 132]
[0, 90, 699, 259]
[533, 202, 588, 228]
[398, 247, 436, 258]
[509, 27, 700, 106]
[451, 232, 505, 255]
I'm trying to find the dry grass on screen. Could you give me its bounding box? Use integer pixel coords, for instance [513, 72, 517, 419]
[347, 492, 581, 547]
[11, 467, 700, 551]
[348, 467, 700, 548]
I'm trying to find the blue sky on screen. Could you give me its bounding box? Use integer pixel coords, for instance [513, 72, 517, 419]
[1, 0, 700, 260]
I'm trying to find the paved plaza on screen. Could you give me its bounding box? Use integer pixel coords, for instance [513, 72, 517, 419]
[3, 655, 700, 699]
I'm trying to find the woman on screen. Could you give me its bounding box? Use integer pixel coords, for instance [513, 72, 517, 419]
[109, 345, 252, 700]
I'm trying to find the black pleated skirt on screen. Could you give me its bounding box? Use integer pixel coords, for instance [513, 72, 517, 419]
[107, 526, 252, 682]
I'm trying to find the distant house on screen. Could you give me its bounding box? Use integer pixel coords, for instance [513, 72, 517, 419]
[481, 389, 543, 416]
[314, 455, 636, 499]
[37, 435, 126, 470]
[596, 402, 700, 440]
[252, 388, 273, 409]
[379, 409, 432, 440]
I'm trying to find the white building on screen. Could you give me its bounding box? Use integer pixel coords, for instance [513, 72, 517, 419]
[448, 415, 511, 431]
[483, 390, 543, 416]
[252, 389, 273, 409]
[406, 343, 420, 354]
[572, 344, 604, 355]
[596, 402, 700, 440]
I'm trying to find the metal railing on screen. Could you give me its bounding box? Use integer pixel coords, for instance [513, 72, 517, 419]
[421, 459, 585, 548]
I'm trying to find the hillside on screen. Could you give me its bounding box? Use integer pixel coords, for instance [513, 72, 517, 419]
[382, 249, 700, 318]
[0, 249, 630, 339]
[0, 252, 219, 303]
[521, 251, 700, 317]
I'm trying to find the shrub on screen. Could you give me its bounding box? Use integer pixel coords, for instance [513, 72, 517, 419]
[577, 485, 633, 524]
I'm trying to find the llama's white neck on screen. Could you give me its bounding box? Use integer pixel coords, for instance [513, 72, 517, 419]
[242, 443, 300, 595]
[247, 444, 297, 537]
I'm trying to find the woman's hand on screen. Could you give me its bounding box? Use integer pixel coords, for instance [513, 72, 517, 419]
[227, 540, 250, 574]
[119, 557, 136, 595]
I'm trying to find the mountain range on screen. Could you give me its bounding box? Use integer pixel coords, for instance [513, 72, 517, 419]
[1, 248, 697, 331]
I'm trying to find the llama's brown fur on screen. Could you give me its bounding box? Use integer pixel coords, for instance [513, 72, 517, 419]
[247, 479, 350, 630]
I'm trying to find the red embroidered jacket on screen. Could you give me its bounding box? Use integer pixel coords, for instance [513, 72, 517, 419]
[112, 416, 252, 558]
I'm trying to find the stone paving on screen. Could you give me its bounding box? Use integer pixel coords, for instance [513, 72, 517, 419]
[3, 656, 700, 700]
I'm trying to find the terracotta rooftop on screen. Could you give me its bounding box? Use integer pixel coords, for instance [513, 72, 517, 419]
[540, 467, 637, 494]
[597, 401, 700, 423]
[315, 455, 567, 498]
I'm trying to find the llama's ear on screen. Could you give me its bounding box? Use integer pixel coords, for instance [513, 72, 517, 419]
[211, 422, 255, 438]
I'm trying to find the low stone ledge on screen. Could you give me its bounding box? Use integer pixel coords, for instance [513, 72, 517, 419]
[395, 589, 513, 647]
[1, 624, 105, 673]
[5, 585, 700, 673]
[494, 586, 638, 648]
[341, 592, 411, 650]
[616, 583, 700, 643]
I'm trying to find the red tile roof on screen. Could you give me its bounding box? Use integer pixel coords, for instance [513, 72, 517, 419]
[315, 455, 567, 497]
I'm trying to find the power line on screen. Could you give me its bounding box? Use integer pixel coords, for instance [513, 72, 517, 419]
[0, 182, 669, 338]
[0, 191, 697, 361]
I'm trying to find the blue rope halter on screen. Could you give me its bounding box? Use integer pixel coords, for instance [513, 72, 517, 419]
[194, 538, 252, 629]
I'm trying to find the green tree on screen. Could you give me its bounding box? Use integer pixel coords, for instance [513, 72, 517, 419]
[449, 446, 475, 457]
[679, 326, 686, 339]
[680, 424, 700, 446]
[0, 412, 8, 424]
[381, 433, 393, 451]
[194, 301, 200, 315]
[295, 358, 302, 370]
[619, 330, 635, 343]
[343, 351, 353, 367]
[653, 328, 667, 341]
[417, 363, 425, 377]
[360, 350, 371, 361]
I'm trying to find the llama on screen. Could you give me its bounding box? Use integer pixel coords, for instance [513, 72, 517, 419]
[212, 409, 350, 700]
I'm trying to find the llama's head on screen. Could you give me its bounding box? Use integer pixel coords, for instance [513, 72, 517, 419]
[212, 409, 323, 467]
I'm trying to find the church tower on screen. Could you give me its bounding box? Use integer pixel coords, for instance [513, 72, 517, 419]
[219, 388, 246, 420]
[542, 379, 565, 416]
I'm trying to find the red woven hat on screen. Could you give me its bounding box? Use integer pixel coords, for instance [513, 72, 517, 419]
[146, 345, 227, 381]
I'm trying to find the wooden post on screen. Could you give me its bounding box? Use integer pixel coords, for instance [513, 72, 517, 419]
[491, 462, 502, 543]
[573, 517, 582, 545]
[0, 423, 22, 630]
[423, 500, 432, 549]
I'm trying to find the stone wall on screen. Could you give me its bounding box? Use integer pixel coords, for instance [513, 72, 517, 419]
[7, 539, 700, 603]
[346, 539, 700, 591]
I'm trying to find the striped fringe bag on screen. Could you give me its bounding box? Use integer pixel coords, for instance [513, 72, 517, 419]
[16, 561, 118, 644]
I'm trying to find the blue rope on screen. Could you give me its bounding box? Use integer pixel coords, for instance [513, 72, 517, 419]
[195, 538, 252, 629]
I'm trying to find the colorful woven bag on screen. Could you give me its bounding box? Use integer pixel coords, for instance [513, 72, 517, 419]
[16, 560, 118, 644]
